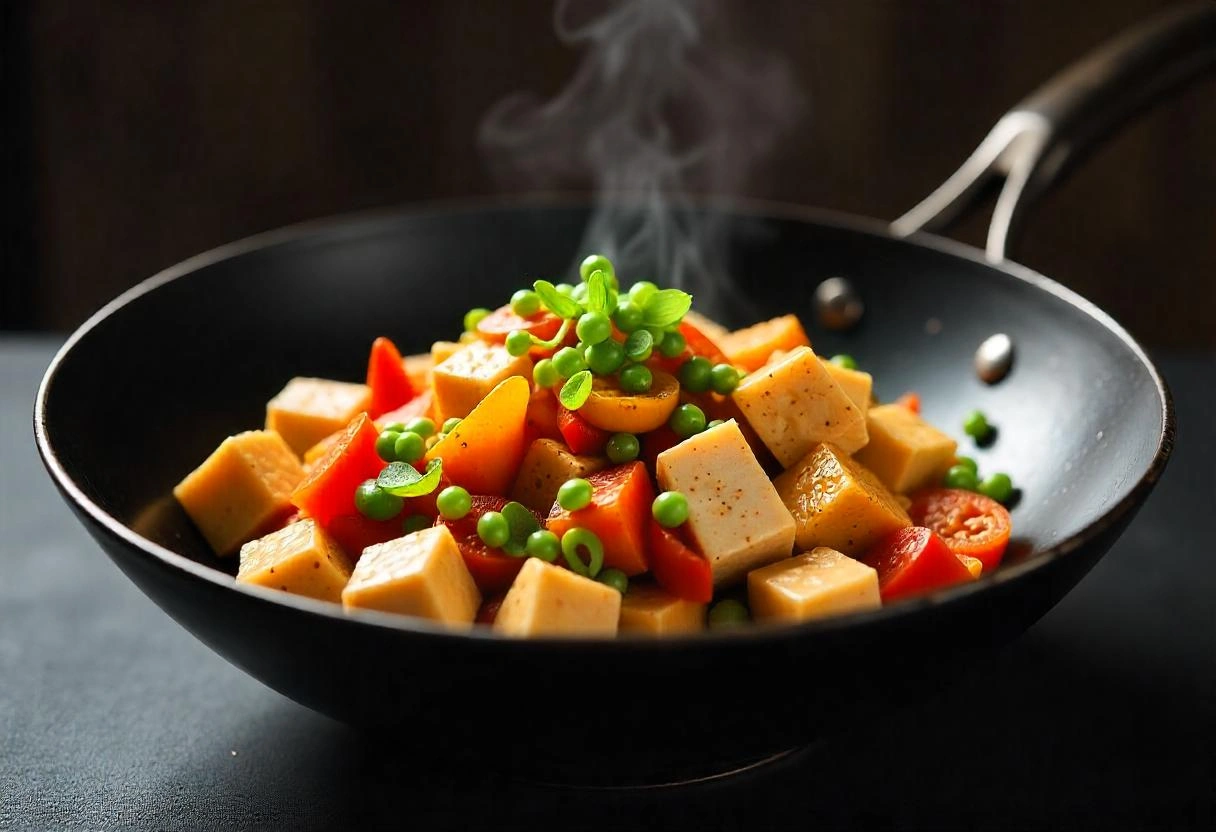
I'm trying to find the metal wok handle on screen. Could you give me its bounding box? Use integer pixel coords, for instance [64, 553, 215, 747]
[891, 2, 1216, 263]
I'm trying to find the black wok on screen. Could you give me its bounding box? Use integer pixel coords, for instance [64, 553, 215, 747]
[35, 5, 1207, 784]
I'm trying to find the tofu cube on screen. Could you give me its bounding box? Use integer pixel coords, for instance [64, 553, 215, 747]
[342, 526, 481, 627]
[174, 430, 305, 555]
[430, 340, 466, 367]
[854, 404, 959, 494]
[618, 583, 706, 636]
[773, 442, 911, 556]
[656, 420, 796, 587]
[510, 438, 610, 513]
[237, 518, 353, 602]
[431, 341, 532, 422]
[266, 377, 371, 456]
[732, 346, 868, 467]
[749, 547, 881, 623]
[493, 558, 621, 638]
[820, 359, 874, 419]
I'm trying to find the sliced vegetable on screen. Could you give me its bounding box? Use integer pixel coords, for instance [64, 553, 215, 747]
[438, 496, 541, 594]
[426, 375, 530, 496]
[717, 314, 810, 372]
[324, 512, 404, 560]
[647, 518, 712, 603]
[560, 527, 605, 578]
[475, 304, 565, 345]
[577, 369, 680, 434]
[376, 459, 444, 498]
[547, 462, 655, 576]
[861, 525, 977, 602]
[907, 488, 1012, 571]
[524, 388, 562, 447]
[556, 405, 611, 455]
[895, 391, 921, 414]
[366, 337, 416, 419]
[290, 413, 383, 525]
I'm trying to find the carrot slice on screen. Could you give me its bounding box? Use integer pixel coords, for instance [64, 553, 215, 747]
[366, 337, 416, 418]
[719, 315, 811, 372]
[578, 370, 680, 434]
[547, 462, 654, 576]
[425, 376, 529, 496]
[291, 413, 382, 525]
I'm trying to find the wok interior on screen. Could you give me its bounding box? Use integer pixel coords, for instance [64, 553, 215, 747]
[45, 204, 1165, 594]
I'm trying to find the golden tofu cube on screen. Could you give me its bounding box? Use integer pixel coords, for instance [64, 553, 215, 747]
[430, 340, 466, 367]
[681, 310, 731, 343]
[173, 430, 305, 555]
[618, 583, 706, 636]
[749, 547, 881, 623]
[773, 442, 911, 556]
[820, 359, 873, 418]
[237, 518, 353, 602]
[732, 346, 868, 467]
[656, 420, 796, 587]
[854, 404, 959, 494]
[510, 438, 610, 513]
[431, 341, 532, 422]
[494, 558, 621, 638]
[342, 526, 481, 627]
[266, 377, 371, 456]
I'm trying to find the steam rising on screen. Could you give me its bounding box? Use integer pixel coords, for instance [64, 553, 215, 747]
[479, 0, 799, 295]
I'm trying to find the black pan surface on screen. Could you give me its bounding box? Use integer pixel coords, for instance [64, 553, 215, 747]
[35, 199, 1173, 782]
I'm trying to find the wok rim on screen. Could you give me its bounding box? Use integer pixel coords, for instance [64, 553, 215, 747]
[32, 193, 1176, 651]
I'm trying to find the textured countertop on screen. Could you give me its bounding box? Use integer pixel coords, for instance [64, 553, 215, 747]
[3, 336, 1213, 831]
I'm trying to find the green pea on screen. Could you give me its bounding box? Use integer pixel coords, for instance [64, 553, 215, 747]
[618, 363, 653, 394]
[511, 289, 541, 318]
[586, 339, 626, 375]
[670, 403, 707, 438]
[533, 358, 560, 389]
[629, 281, 659, 306]
[505, 329, 533, 357]
[606, 433, 640, 464]
[830, 354, 858, 370]
[442, 417, 462, 434]
[678, 356, 713, 393]
[651, 491, 689, 527]
[382, 422, 406, 433]
[944, 464, 980, 491]
[477, 511, 510, 548]
[404, 417, 435, 438]
[560, 527, 605, 578]
[580, 254, 615, 283]
[557, 478, 593, 512]
[571, 283, 589, 303]
[978, 473, 1014, 503]
[708, 599, 750, 629]
[963, 409, 991, 440]
[955, 456, 979, 475]
[464, 307, 491, 333]
[436, 485, 472, 520]
[597, 568, 629, 595]
[393, 430, 425, 464]
[706, 419, 725, 429]
[613, 301, 645, 333]
[555, 283, 576, 298]
[375, 429, 401, 462]
[525, 529, 561, 562]
[402, 514, 431, 534]
[623, 329, 653, 363]
[354, 479, 403, 521]
[658, 330, 687, 358]
[552, 346, 587, 379]
[710, 363, 740, 395]
[576, 311, 612, 345]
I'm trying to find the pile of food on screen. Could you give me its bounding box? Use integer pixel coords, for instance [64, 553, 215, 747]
[173, 255, 1014, 637]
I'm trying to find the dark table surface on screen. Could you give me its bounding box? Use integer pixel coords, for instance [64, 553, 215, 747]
[2, 336, 1213, 831]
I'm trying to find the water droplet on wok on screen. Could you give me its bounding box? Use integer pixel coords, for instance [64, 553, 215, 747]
[815, 277, 863, 331]
[974, 333, 1014, 384]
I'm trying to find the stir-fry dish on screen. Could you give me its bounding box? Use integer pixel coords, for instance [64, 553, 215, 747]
[174, 255, 1015, 637]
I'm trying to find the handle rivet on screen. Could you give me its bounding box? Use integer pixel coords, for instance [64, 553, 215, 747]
[975, 333, 1014, 383]
[814, 277, 864, 331]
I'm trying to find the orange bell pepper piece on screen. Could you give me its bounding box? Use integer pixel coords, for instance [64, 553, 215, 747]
[425, 376, 529, 496]
[546, 461, 654, 576]
[290, 413, 383, 525]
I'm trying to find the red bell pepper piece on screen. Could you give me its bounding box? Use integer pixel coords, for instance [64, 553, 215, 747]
[646, 517, 713, 603]
[476, 305, 565, 346]
[557, 405, 610, 455]
[546, 462, 654, 576]
[437, 496, 540, 595]
[366, 337, 416, 419]
[325, 513, 403, 560]
[291, 413, 383, 525]
[861, 525, 977, 603]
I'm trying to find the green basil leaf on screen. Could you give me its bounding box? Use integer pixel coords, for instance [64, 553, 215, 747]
[534, 279, 584, 319]
[377, 458, 444, 497]
[586, 270, 609, 314]
[501, 501, 541, 553]
[642, 288, 693, 328]
[559, 370, 593, 410]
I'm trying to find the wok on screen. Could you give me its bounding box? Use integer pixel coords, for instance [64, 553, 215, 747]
[35, 4, 1207, 785]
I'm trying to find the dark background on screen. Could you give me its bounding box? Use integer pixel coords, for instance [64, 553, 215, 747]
[3, 0, 1214, 342]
